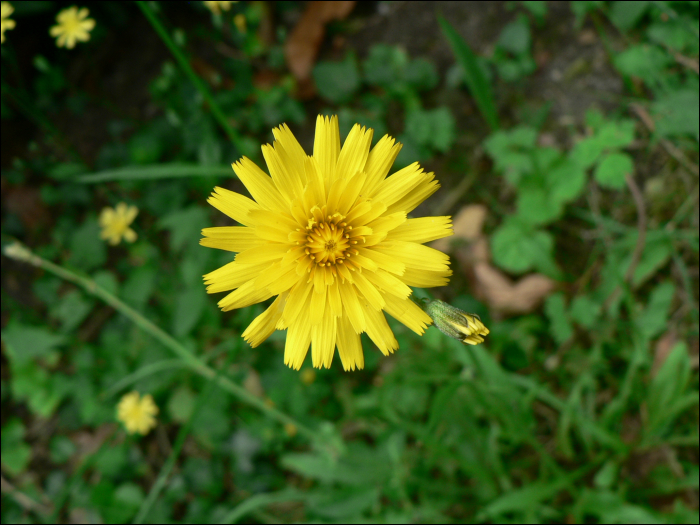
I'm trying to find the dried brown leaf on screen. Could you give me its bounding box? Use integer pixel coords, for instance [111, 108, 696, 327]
[284, 1, 356, 82]
[473, 262, 556, 314]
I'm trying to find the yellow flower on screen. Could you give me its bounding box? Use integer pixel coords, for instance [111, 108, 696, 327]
[49, 6, 95, 49]
[424, 299, 489, 345]
[233, 13, 246, 33]
[116, 392, 158, 435]
[1, 2, 16, 44]
[203, 1, 235, 15]
[202, 116, 454, 371]
[99, 202, 138, 245]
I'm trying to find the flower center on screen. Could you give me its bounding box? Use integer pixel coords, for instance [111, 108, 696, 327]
[304, 215, 350, 266]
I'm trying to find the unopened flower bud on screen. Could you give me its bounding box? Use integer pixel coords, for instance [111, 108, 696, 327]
[423, 299, 489, 345]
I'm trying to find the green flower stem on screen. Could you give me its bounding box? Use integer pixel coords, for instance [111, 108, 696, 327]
[136, 1, 245, 154]
[4, 242, 321, 447]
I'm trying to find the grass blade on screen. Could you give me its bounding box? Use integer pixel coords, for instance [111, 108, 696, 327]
[438, 15, 499, 131]
[76, 164, 235, 183]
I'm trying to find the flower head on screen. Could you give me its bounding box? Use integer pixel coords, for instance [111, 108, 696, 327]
[117, 392, 158, 435]
[424, 299, 489, 345]
[99, 202, 138, 245]
[203, 1, 235, 15]
[201, 116, 454, 371]
[49, 6, 95, 49]
[1, 2, 16, 44]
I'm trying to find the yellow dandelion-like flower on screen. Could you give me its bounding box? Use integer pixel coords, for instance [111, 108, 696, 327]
[203, 1, 235, 16]
[233, 13, 246, 33]
[116, 392, 158, 435]
[49, 6, 95, 49]
[201, 116, 454, 371]
[99, 202, 138, 245]
[1, 2, 16, 44]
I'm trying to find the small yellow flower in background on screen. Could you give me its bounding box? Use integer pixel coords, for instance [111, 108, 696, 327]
[201, 115, 454, 371]
[300, 368, 316, 385]
[424, 299, 490, 345]
[233, 13, 246, 33]
[117, 392, 158, 435]
[203, 1, 235, 16]
[99, 202, 138, 245]
[49, 6, 95, 49]
[284, 423, 298, 437]
[1, 2, 16, 44]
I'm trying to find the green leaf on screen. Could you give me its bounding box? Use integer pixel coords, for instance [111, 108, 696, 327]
[483, 126, 537, 184]
[362, 44, 408, 87]
[629, 234, 673, 286]
[68, 218, 107, 271]
[497, 15, 531, 55]
[313, 53, 361, 104]
[596, 120, 636, 150]
[646, 342, 694, 438]
[2, 323, 66, 367]
[634, 281, 675, 340]
[545, 293, 573, 344]
[50, 435, 77, 464]
[652, 89, 700, 141]
[220, 490, 305, 524]
[405, 107, 456, 153]
[569, 295, 601, 329]
[308, 486, 380, 519]
[1, 419, 32, 476]
[491, 219, 557, 275]
[51, 289, 93, 333]
[172, 287, 207, 337]
[168, 386, 196, 423]
[439, 16, 499, 130]
[77, 163, 234, 183]
[121, 266, 157, 309]
[159, 206, 208, 253]
[594, 152, 633, 189]
[404, 57, 439, 91]
[609, 1, 650, 31]
[548, 160, 588, 204]
[516, 184, 563, 226]
[614, 44, 672, 84]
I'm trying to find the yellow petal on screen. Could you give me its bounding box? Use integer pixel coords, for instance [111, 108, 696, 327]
[207, 186, 260, 226]
[387, 216, 453, 243]
[242, 294, 286, 347]
[338, 282, 365, 333]
[336, 313, 364, 371]
[311, 302, 336, 368]
[218, 279, 273, 311]
[360, 302, 398, 356]
[336, 124, 373, 181]
[313, 115, 340, 183]
[382, 294, 432, 335]
[200, 226, 262, 252]
[235, 243, 289, 265]
[362, 135, 402, 196]
[232, 157, 288, 212]
[399, 267, 452, 288]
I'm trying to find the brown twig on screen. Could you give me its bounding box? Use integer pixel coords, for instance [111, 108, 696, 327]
[623, 173, 647, 285]
[1, 476, 51, 517]
[629, 103, 700, 177]
[603, 174, 647, 311]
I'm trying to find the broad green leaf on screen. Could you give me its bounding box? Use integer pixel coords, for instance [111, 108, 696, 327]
[609, 1, 650, 31]
[548, 160, 587, 204]
[52, 289, 93, 333]
[614, 44, 672, 85]
[634, 281, 675, 340]
[158, 206, 208, 253]
[404, 57, 439, 91]
[362, 44, 408, 87]
[172, 287, 207, 337]
[439, 16, 499, 130]
[491, 219, 556, 275]
[405, 107, 456, 153]
[594, 152, 633, 189]
[569, 295, 601, 329]
[1, 419, 32, 476]
[308, 486, 379, 519]
[516, 185, 563, 226]
[167, 386, 196, 423]
[68, 218, 107, 271]
[77, 164, 234, 183]
[484, 126, 537, 184]
[2, 323, 66, 366]
[652, 89, 700, 141]
[497, 15, 531, 55]
[121, 266, 157, 310]
[313, 53, 361, 104]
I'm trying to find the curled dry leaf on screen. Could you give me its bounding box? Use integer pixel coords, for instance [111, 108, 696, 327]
[473, 262, 556, 314]
[284, 1, 356, 82]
